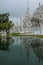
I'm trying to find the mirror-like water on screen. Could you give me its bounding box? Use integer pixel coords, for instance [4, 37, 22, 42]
[0, 36, 43, 65]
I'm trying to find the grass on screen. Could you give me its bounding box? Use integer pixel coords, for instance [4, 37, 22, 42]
[0, 33, 43, 38]
[12, 33, 43, 38]
[12, 33, 20, 36]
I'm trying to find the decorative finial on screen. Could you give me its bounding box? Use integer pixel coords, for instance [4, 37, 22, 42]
[39, 2, 40, 6]
[27, 1, 29, 12]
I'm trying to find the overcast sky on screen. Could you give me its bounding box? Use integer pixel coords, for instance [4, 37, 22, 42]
[0, 0, 43, 18]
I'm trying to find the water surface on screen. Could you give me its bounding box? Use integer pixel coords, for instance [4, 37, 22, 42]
[0, 36, 43, 65]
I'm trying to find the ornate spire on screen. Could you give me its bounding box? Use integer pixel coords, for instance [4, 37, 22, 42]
[27, 1, 29, 12]
[23, 1, 31, 33]
[39, 2, 40, 7]
[24, 1, 30, 21]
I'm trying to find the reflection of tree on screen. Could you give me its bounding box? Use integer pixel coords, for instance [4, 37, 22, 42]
[31, 38, 43, 62]
[0, 37, 14, 51]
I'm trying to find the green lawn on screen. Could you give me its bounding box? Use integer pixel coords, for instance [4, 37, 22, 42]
[12, 33, 20, 36]
[12, 33, 43, 38]
[0, 33, 43, 38]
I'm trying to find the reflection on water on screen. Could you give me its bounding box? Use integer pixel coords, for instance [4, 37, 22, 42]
[0, 36, 43, 65]
[0, 37, 14, 51]
[20, 36, 32, 62]
[31, 38, 43, 62]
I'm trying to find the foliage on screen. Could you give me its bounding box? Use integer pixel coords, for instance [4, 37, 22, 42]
[12, 33, 20, 36]
[0, 13, 14, 30]
[0, 13, 9, 22]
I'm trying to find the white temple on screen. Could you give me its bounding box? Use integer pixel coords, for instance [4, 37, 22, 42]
[33, 3, 43, 34]
[20, 2, 32, 33]
[14, 2, 43, 35]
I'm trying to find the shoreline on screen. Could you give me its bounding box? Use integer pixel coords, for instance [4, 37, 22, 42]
[0, 33, 43, 38]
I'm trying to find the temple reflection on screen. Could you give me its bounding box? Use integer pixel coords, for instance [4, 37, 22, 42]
[31, 38, 43, 62]
[20, 36, 43, 63]
[20, 36, 33, 62]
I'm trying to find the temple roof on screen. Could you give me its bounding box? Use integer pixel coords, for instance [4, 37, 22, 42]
[33, 4, 43, 21]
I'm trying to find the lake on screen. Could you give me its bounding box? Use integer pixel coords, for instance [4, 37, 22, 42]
[0, 36, 43, 65]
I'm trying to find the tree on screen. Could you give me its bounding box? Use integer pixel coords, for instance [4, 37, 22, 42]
[0, 13, 14, 33]
[0, 13, 10, 23]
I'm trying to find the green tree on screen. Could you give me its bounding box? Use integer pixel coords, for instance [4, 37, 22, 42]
[0, 13, 14, 33]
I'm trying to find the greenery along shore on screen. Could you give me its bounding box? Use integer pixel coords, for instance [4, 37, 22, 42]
[0, 31, 43, 38]
[12, 33, 43, 38]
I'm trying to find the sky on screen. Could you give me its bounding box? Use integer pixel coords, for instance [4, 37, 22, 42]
[0, 0, 43, 18]
[0, 0, 43, 24]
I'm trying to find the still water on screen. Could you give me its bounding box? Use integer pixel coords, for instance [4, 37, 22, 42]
[0, 36, 43, 65]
